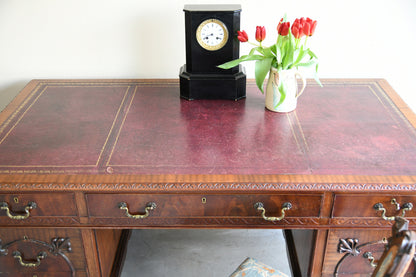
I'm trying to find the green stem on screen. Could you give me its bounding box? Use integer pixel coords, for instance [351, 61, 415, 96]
[248, 41, 260, 47]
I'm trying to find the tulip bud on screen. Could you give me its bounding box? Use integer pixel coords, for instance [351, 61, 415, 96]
[255, 26, 266, 42]
[291, 18, 304, 39]
[310, 19, 318, 36]
[302, 22, 311, 37]
[237, 30, 249, 42]
[277, 20, 290, 36]
[302, 18, 317, 36]
[277, 18, 284, 31]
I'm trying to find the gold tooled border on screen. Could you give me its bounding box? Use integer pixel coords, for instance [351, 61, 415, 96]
[0, 82, 135, 171]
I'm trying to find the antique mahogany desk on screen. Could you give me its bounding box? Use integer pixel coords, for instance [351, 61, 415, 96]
[0, 79, 415, 276]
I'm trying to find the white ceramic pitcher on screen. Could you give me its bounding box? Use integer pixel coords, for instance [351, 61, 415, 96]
[265, 67, 306, 113]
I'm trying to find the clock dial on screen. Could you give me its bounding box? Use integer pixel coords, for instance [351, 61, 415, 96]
[196, 19, 228, 51]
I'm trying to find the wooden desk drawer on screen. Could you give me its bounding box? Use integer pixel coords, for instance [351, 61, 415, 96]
[0, 193, 78, 225]
[322, 229, 415, 276]
[86, 193, 323, 227]
[0, 228, 87, 276]
[333, 194, 416, 218]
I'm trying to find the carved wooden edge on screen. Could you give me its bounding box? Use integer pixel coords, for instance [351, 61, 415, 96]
[82, 217, 402, 228]
[0, 217, 399, 228]
[0, 236, 75, 276]
[0, 217, 80, 226]
[0, 181, 416, 192]
[88, 216, 322, 227]
[330, 218, 394, 227]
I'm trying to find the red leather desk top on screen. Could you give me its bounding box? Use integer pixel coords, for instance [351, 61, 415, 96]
[0, 79, 415, 176]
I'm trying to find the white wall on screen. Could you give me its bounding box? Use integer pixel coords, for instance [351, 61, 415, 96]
[1, 0, 416, 112]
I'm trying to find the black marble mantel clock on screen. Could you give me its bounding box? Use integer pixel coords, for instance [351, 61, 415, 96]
[179, 4, 246, 100]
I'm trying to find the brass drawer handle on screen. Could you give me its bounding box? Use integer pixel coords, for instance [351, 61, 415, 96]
[254, 202, 292, 222]
[13, 250, 47, 267]
[0, 201, 37, 220]
[363, 252, 377, 268]
[118, 202, 157, 219]
[374, 199, 413, 221]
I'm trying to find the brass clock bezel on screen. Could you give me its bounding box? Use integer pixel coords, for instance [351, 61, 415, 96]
[196, 18, 229, 51]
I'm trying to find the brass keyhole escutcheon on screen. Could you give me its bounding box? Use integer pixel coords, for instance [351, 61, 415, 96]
[201, 197, 207, 204]
[14, 197, 19, 203]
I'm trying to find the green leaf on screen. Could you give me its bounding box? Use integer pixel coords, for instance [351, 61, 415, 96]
[217, 59, 242, 69]
[293, 45, 308, 67]
[270, 44, 277, 55]
[249, 46, 263, 56]
[282, 40, 294, 69]
[274, 44, 282, 65]
[217, 54, 264, 69]
[296, 58, 317, 69]
[275, 78, 287, 108]
[307, 49, 318, 59]
[281, 30, 297, 69]
[313, 65, 323, 87]
[314, 75, 323, 87]
[255, 57, 273, 93]
[263, 46, 276, 58]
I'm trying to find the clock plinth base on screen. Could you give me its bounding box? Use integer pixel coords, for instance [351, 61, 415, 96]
[179, 65, 246, 100]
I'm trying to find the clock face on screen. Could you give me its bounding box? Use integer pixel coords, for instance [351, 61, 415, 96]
[196, 19, 229, 51]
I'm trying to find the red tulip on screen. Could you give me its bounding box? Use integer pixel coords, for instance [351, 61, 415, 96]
[303, 18, 317, 36]
[291, 18, 305, 39]
[255, 26, 266, 42]
[302, 22, 311, 37]
[277, 19, 290, 36]
[237, 30, 249, 42]
[309, 18, 317, 36]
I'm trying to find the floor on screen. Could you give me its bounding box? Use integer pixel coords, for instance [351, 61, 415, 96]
[120, 229, 291, 277]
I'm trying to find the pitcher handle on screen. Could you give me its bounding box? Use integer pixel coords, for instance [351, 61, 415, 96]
[294, 71, 306, 98]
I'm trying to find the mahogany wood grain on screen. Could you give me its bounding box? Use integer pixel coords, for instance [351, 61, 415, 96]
[322, 229, 415, 276]
[1, 174, 416, 194]
[0, 228, 86, 276]
[310, 229, 329, 276]
[333, 194, 416, 218]
[86, 193, 322, 218]
[81, 229, 101, 277]
[94, 229, 124, 277]
[0, 193, 76, 217]
[0, 193, 79, 227]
